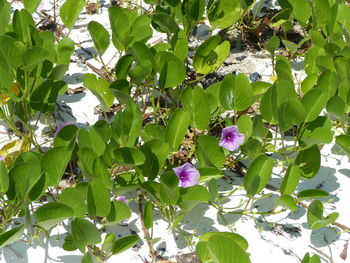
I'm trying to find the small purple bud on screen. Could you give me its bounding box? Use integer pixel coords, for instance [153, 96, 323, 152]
[0, 155, 4, 162]
[173, 162, 200, 188]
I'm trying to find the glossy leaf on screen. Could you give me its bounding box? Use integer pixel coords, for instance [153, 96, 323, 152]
[197, 135, 226, 168]
[60, 0, 86, 29]
[0, 225, 25, 248]
[34, 202, 74, 229]
[106, 201, 131, 225]
[112, 101, 142, 147]
[0, 161, 9, 193]
[301, 88, 328, 123]
[114, 147, 146, 166]
[280, 165, 301, 195]
[165, 109, 190, 150]
[88, 21, 110, 56]
[61, 188, 86, 218]
[42, 146, 71, 186]
[244, 155, 274, 197]
[87, 178, 111, 217]
[295, 145, 320, 179]
[193, 35, 230, 74]
[307, 200, 339, 230]
[297, 189, 329, 200]
[71, 218, 102, 253]
[83, 74, 114, 112]
[181, 86, 210, 130]
[112, 235, 140, 254]
[220, 74, 253, 111]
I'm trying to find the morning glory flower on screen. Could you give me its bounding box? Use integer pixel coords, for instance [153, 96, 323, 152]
[173, 162, 200, 188]
[0, 155, 4, 162]
[219, 125, 245, 151]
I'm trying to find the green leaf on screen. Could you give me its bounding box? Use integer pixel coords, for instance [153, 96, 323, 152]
[326, 95, 346, 115]
[301, 88, 328, 123]
[181, 86, 210, 130]
[23, 47, 49, 69]
[112, 235, 140, 254]
[156, 51, 185, 89]
[71, 218, 102, 253]
[266, 35, 280, 54]
[197, 167, 223, 183]
[34, 202, 74, 229]
[275, 194, 297, 211]
[141, 123, 166, 143]
[165, 108, 190, 150]
[207, 235, 251, 263]
[244, 155, 274, 197]
[236, 115, 252, 143]
[23, 0, 42, 13]
[82, 252, 94, 263]
[317, 70, 337, 99]
[30, 80, 67, 113]
[207, 0, 242, 29]
[199, 232, 249, 251]
[275, 56, 293, 85]
[180, 185, 210, 202]
[193, 35, 230, 74]
[280, 165, 301, 195]
[83, 74, 114, 112]
[106, 201, 131, 225]
[93, 158, 112, 189]
[288, 0, 311, 23]
[88, 21, 110, 56]
[0, 225, 25, 248]
[114, 147, 146, 166]
[170, 30, 188, 60]
[61, 188, 86, 218]
[78, 128, 106, 157]
[112, 101, 142, 147]
[0, 0, 10, 35]
[307, 200, 338, 230]
[140, 139, 169, 179]
[144, 201, 153, 229]
[10, 153, 41, 198]
[197, 135, 226, 168]
[335, 135, 350, 160]
[56, 37, 75, 65]
[297, 189, 329, 200]
[313, 0, 331, 27]
[115, 54, 134, 80]
[0, 161, 9, 193]
[42, 146, 71, 186]
[87, 178, 111, 217]
[63, 234, 78, 251]
[220, 74, 253, 111]
[295, 145, 320, 179]
[60, 0, 86, 29]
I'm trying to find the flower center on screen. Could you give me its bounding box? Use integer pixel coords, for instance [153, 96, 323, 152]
[226, 133, 233, 140]
[179, 172, 186, 180]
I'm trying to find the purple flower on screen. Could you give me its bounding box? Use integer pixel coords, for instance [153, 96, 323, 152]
[54, 121, 76, 137]
[116, 196, 127, 204]
[0, 155, 4, 162]
[173, 162, 200, 188]
[219, 125, 245, 151]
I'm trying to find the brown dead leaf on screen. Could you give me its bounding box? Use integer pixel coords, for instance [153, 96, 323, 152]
[340, 241, 348, 260]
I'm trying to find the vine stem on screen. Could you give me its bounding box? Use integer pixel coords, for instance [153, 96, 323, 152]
[136, 190, 161, 260]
